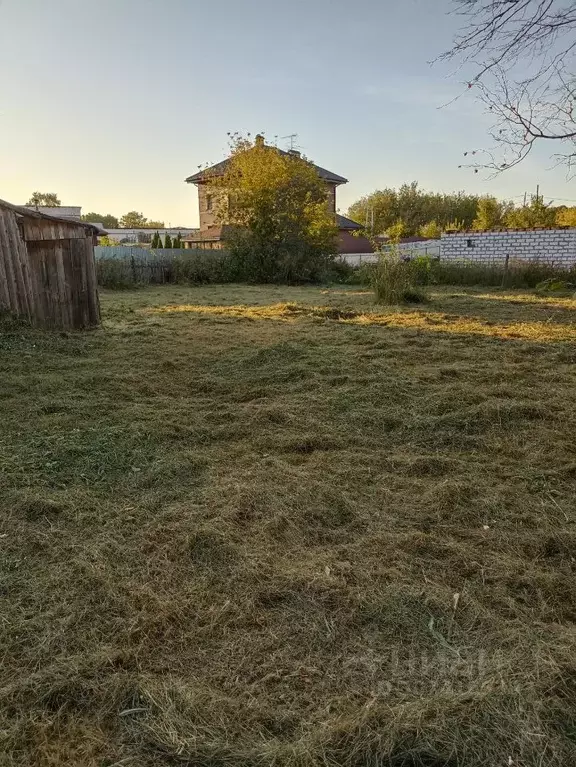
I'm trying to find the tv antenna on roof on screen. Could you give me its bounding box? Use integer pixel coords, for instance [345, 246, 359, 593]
[281, 133, 299, 151]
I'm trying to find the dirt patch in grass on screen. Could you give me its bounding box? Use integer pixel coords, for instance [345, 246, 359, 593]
[1, 284, 575, 766]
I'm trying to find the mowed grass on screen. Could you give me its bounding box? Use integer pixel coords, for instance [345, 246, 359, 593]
[1, 284, 576, 767]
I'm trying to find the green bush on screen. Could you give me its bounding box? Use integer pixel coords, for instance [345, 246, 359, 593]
[535, 277, 576, 294]
[326, 259, 357, 284]
[171, 251, 237, 283]
[427, 259, 576, 289]
[96, 259, 135, 289]
[372, 254, 423, 305]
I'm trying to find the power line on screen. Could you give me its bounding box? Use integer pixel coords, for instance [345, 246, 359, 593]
[509, 193, 576, 203]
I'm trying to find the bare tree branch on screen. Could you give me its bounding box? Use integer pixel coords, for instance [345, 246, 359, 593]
[441, 0, 576, 173]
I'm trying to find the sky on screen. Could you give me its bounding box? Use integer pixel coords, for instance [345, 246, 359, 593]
[1, 0, 575, 227]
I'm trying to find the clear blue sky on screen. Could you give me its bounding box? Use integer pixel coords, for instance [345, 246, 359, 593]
[1, 0, 573, 226]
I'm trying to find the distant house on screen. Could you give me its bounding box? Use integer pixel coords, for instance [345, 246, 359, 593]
[337, 214, 374, 254]
[183, 135, 372, 253]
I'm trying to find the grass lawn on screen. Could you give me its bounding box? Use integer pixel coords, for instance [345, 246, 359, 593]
[1, 284, 576, 766]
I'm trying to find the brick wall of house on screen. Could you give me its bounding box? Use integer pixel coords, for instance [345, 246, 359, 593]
[199, 179, 338, 231]
[326, 183, 337, 213]
[440, 229, 576, 265]
[197, 184, 221, 231]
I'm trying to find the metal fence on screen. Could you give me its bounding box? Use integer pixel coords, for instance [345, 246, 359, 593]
[338, 242, 441, 266]
[95, 246, 193, 261]
[95, 247, 232, 287]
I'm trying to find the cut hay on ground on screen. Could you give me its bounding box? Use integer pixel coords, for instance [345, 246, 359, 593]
[1, 284, 575, 766]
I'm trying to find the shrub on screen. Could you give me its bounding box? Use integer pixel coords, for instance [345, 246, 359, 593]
[326, 258, 357, 284]
[535, 277, 576, 294]
[372, 254, 423, 305]
[171, 251, 236, 283]
[411, 254, 435, 286]
[427, 259, 576, 289]
[96, 258, 134, 289]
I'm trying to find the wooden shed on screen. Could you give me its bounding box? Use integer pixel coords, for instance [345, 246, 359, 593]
[0, 199, 101, 329]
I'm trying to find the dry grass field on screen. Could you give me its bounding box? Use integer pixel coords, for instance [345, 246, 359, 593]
[1, 284, 576, 766]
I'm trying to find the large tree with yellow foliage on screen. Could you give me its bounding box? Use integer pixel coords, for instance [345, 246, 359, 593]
[210, 135, 337, 283]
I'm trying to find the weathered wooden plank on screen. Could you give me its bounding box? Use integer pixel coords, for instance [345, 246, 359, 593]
[52, 241, 68, 329]
[25, 241, 47, 326]
[72, 238, 89, 328]
[14, 222, 35, 318]
[69, 238, 87, 328]
[0, 210, 15, 311]
[84, 237, 101, 327]
[0, 210, 26, 317]
[56, 241, 73, 329]
[5, 211, 33, 319]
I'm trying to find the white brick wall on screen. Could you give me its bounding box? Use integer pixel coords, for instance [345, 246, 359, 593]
[440, 229, 576, 266]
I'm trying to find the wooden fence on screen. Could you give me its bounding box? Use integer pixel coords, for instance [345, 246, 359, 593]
[0, 200, 101, 329]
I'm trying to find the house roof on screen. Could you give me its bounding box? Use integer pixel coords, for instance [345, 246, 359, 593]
[336, 214, 363, 231]
[185, 148, 348, 186]
[182, 225, 235, 242]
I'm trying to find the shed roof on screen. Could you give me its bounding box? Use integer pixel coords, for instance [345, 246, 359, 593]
[186, 148, 348, 186]
[336, 214, 363, 231]
[182, 225, 235, 242]
[0, 199, 106, 235]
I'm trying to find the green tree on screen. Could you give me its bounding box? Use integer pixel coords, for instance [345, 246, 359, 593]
[150, 231, 160, 248]
[164, 233, 173, 248]
[147, 220, 165, 229]
[386, 219, 407, 242]
[212, 134, 337, 283]
[120, 211, 148, 228]
[444, 220, 466, 232]
[82, 212, 119, 228]
[418, 220, 442, 239]
[98, 235, 117, 246]
[173, 233, 183, 248]
[347, 182, 480, 237]
[26, 191, 61, 207]
[472, 197, 510, 231]
[555, 207, 576, 227]
[506, 196, 557, 229]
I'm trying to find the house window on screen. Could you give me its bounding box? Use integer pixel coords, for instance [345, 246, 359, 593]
[206, 194, 213, 211]
[467, 238, 475, 248]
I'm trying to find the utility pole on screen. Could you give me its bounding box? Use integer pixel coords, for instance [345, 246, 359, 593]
[536, 184, 540, 204]
[523, 192, 527, 207]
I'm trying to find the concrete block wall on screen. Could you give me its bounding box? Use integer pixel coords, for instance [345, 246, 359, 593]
[440, 229, 576, 266]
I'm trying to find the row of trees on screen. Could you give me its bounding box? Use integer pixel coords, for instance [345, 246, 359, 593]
[83, 210, 165, 229]
[347, 184, 576, 239]
[150, 232, 183, 248]
[24, 194, 165, 229]
[347, 183, 480, 238]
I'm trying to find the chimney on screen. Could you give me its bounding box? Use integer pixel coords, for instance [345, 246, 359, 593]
[255, 134, 265, 147]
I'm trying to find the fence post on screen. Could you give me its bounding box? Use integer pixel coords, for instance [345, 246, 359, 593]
[501, 253, 510, 288]
[130, 250, 137, 284]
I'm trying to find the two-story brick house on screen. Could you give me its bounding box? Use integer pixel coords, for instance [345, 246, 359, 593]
[183, 136, 373, 253]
